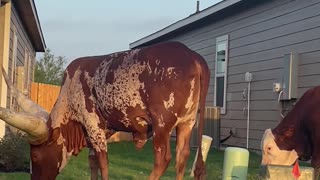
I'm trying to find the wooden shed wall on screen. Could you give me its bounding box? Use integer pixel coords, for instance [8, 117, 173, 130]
[159, 0, 320, 149]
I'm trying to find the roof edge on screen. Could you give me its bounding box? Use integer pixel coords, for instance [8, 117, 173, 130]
[13, 0, 46, 52]
[29, 0, 46, 52]
[129, 0, 242, 49]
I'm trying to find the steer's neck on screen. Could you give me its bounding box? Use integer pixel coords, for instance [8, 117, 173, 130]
[48, 107, 88, 172]
[272, 108, 307, 154]
[272, 108, 298, 149]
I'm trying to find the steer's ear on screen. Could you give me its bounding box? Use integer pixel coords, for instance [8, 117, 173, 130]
[47, 128, 61, 145]
[262, 129, 274, 144]
[264, 129, 273, 136]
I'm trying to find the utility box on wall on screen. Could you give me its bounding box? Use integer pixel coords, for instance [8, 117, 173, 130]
[280, 52, 299, 100]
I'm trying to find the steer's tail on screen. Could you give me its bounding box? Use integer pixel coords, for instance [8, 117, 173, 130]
[194, 54, 210, 180]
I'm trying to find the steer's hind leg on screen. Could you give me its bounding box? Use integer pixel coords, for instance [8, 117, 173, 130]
[175, 121, 194, 180]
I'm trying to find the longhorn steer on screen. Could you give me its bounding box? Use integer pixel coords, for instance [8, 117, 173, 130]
[261, 86, 320, 180]
[0, 42, 210, 180]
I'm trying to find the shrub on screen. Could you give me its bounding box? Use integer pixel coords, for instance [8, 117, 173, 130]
[0, 132, 30, 172]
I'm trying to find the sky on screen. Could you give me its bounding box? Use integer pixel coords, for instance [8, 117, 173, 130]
[35, 0, 222, 64]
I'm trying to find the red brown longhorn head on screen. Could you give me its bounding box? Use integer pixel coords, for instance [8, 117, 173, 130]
[1, 67, 63, 180]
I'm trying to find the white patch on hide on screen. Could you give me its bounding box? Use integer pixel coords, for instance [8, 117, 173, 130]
[163, 92, 175, 110]
[158, 114, 165, 127]
[57, 134, 72, 172]
[155, 59, 160, 65]
[156, 147, 162, 153]
[94, 49, 147, 128]
[136, 117, 148, 127]
[146, 61, 152, 74]
[185, 78, 195, 110]
[171, 78, 200, 130]
[167, 67, 175, 75]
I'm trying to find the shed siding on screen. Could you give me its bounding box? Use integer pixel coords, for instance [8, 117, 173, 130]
[8, 4, 36, 108]
[9, 4, 35, 84]
[158, 0, 320, 149]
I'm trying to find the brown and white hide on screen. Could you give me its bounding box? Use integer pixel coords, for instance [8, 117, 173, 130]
[261, 86, 320, 180]
[0, 41, 210, 180]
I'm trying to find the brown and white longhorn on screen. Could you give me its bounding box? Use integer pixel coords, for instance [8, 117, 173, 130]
[261, 85, 320, 180]
[0, 42, 210, 180]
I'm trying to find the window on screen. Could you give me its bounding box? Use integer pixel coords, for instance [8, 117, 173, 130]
[214, 35, 229, 114]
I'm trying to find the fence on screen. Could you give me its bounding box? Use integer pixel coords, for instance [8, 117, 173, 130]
[30, 82, 61, 112]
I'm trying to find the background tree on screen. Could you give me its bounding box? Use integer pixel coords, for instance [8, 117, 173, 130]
[34, 49, 67, 86]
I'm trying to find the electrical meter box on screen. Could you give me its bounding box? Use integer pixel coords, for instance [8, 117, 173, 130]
[280, 53, 299, 100]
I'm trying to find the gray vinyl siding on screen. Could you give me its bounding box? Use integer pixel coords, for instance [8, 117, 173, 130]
[9, 4, 35, 84]
[7, 4, 36, 108]
[145, 0, 320, 150]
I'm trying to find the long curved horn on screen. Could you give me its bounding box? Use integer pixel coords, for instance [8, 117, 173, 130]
[2, 67, 49, 120]
[0, 107, 49, 144]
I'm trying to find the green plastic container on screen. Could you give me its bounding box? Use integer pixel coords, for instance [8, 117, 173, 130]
[222, 147, 249, 180]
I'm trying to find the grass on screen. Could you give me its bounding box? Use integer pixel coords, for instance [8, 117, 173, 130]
[0, 141, 262, 180]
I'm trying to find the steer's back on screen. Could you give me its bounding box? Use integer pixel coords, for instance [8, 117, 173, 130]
[92, 42, 204, 131]
[61, 41, 207, 138]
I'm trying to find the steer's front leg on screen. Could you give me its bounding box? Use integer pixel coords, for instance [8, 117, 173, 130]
[88, 148, 99, 180]
[95, 149, 109, 180]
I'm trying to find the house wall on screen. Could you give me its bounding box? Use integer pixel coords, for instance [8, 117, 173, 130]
[0, 2, 37, 137]
[7, 3, 36, 109]
[0, 2, 11, 138]
[151, 0, 320, 150]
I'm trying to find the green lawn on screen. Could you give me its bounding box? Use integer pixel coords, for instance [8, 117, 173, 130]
[0, 141, 262, 180]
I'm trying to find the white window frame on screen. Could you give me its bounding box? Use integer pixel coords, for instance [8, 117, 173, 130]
[24, 48, 31, 92]
[10, 26, 18, 110]
[11, 26, 18, 82]
[214, 35, 229, 114]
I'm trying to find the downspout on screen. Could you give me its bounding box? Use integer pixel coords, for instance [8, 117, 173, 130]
[245, 72, 252, 149]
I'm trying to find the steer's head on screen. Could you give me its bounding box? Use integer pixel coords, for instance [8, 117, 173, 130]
[0, 68, 63, 180]
[261, 129, 298, 166]
[29, 134, 63, 180]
